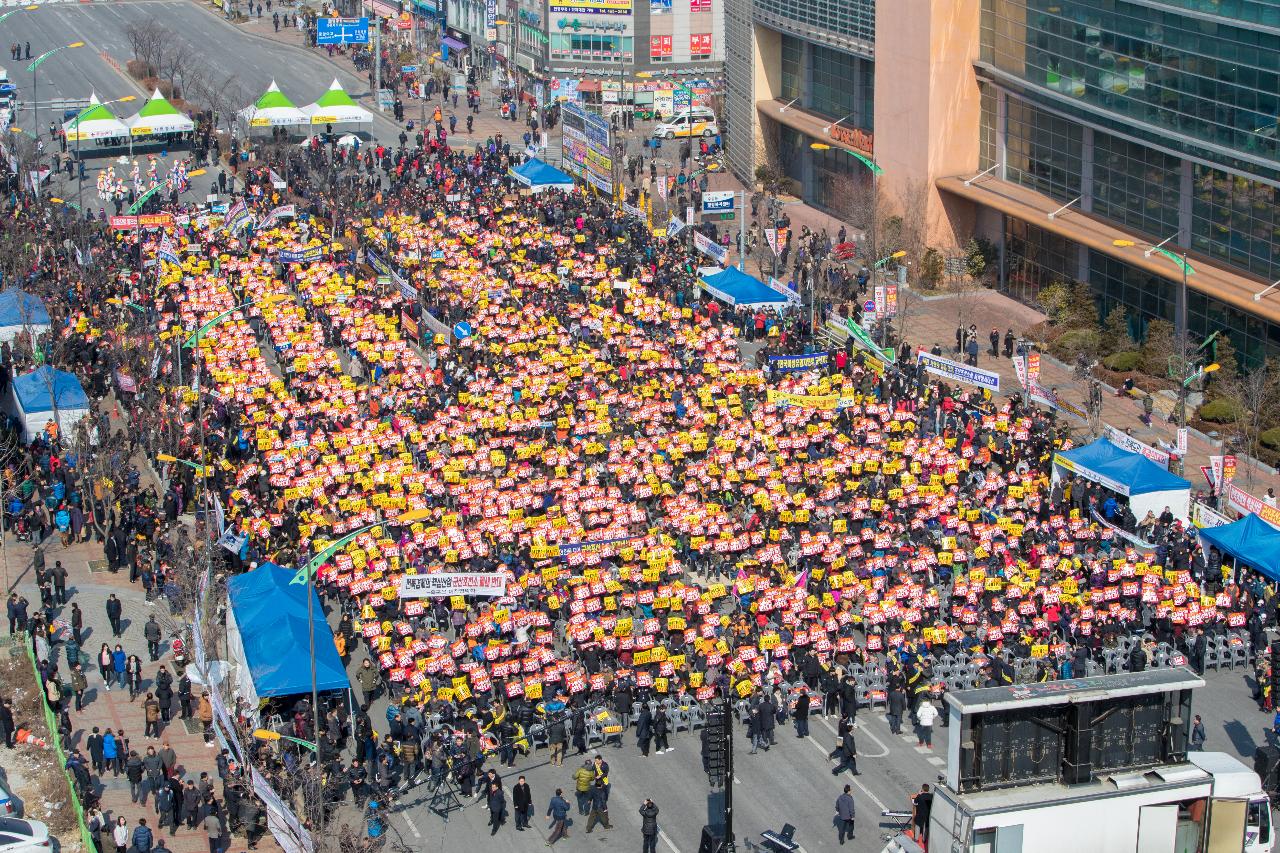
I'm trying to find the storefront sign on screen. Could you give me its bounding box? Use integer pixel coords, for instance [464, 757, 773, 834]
[828, 125, 874, 159]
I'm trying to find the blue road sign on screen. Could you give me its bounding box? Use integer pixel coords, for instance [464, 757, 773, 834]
[316, 17, 370, 45]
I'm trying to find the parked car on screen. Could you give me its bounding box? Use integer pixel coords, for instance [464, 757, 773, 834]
[651, 113, 718, 139]
[0, 818, 50, 853]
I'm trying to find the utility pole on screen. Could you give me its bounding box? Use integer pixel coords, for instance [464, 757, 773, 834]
[737, 190, 744, 272]
[374, 24, 383, 111]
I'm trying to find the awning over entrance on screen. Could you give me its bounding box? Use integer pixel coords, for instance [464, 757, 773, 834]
[938, 173, 1280, 326]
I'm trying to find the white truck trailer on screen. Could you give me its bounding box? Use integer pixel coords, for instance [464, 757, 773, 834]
[883, 670, 1273, 853]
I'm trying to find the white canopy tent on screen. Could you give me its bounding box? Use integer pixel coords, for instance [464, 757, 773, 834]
[125, 89, 196, 138]
[62, 94, 129, 144]
[237, 81, 308, 134]
[302, 79, 373, 130]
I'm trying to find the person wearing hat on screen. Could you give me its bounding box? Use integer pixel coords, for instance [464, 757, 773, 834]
[572, 759, 595, 815]
[197, 691, 214, 745]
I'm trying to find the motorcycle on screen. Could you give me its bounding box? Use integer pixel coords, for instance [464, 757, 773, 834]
[171, 637, 188, 678]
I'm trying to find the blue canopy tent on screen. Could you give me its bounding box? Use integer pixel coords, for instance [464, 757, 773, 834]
[225, 563, 350, 706]
[6, 365, 91, 442]
[698, 266, 796, 308]
[0, 289, 50, 345]
[1052, 437, 1191, 524]
[508, 158, 575, 193]
[1198, 514, 1280, 583]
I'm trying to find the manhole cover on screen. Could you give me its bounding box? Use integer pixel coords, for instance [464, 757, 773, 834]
[88, 560, 109, 574]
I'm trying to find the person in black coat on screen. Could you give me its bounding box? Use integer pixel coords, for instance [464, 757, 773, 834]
[105, 595, 123, 638]
[635, 705, 653, 756]
[831, 728, 860, 776]
[180, 781, 201, 828]
[512, 776, 532, 830]
[653, 706, 670, 754]
[165, 777, 183, 835]
[794, 690, 811, 738]
[0, 698, 15, 749]
[839, 676, 859, 722]
[86, 727, 104, 773]
[486, 782, 506, 835]
[760, 695, 777, 746]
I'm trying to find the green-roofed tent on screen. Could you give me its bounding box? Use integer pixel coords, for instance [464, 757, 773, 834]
[124, 89, 195, 137]
[62, 93, 129, 142]
[237, 81, 307, 132]
[302, 79, 373, 128]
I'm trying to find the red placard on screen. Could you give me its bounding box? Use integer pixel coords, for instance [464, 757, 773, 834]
[690, 0, 710, 10]
[690, 32, 712, 56]
[649, 34, 672, 58]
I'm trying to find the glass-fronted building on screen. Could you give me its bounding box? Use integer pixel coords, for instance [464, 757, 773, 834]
[946, 0, 1280, 363]
[723, 0, 877, 214]
[724, 0, 1280, 361]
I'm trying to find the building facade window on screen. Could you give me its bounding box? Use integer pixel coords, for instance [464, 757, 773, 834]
[979, 84, 997, 173]
[1191, 167, 1280, 283]
[1089, 250, 1280, 365]
[1004, 219, 1079, 305]
[981, 0, 1279, 164]
[809, 43, 873, 129]
[780, 34, 802, 102]
[1091, 130, 1182, 243]
[1004, 97, 1083, 203]
[754, 0, 873, 49]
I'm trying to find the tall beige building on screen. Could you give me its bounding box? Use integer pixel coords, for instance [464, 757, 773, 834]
[726, 0, 1280, 362]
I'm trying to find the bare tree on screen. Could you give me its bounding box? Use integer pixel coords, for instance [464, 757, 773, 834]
[893, 176, 932, 284]
[156, 37, 197, 98]
[189, 71, 245, 134]
[125, 20, 165, 77]
[1218, 358, 1280, 491]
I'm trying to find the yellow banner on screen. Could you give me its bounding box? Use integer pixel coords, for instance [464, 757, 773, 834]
[766, 389, 854, 411]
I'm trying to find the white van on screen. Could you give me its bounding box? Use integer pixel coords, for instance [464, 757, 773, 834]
[651, 113, 718, 139]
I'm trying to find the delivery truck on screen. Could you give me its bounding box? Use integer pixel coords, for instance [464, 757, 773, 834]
[882, 670, 1274, 853]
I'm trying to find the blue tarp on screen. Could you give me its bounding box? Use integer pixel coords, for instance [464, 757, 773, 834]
[1054, 437, 1190, 496]
[1199, 514, 1280, 583]
[0, 289, 49, 328]
[509, 158, 574, 189]
[12, 366, 89, 414]
[698, 267, 793, 307]
[227, 563, 350, 698]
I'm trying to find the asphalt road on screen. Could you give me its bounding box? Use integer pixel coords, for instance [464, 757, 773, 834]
[361, 663, 1272, 853]
[1, 0, 401, 209]
[5, 0, 397, 129]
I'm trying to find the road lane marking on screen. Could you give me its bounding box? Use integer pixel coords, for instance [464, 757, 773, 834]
[400, 811, 422, 838]
[816, 714, 890, 758]
[804, 734, 888, 812]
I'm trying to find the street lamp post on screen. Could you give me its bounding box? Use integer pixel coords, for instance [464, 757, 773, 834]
[27, 41, 85, 164]
[812, 141, 884, 334]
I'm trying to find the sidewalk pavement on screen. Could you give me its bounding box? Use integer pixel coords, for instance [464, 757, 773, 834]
[8, 505, 278, 853]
